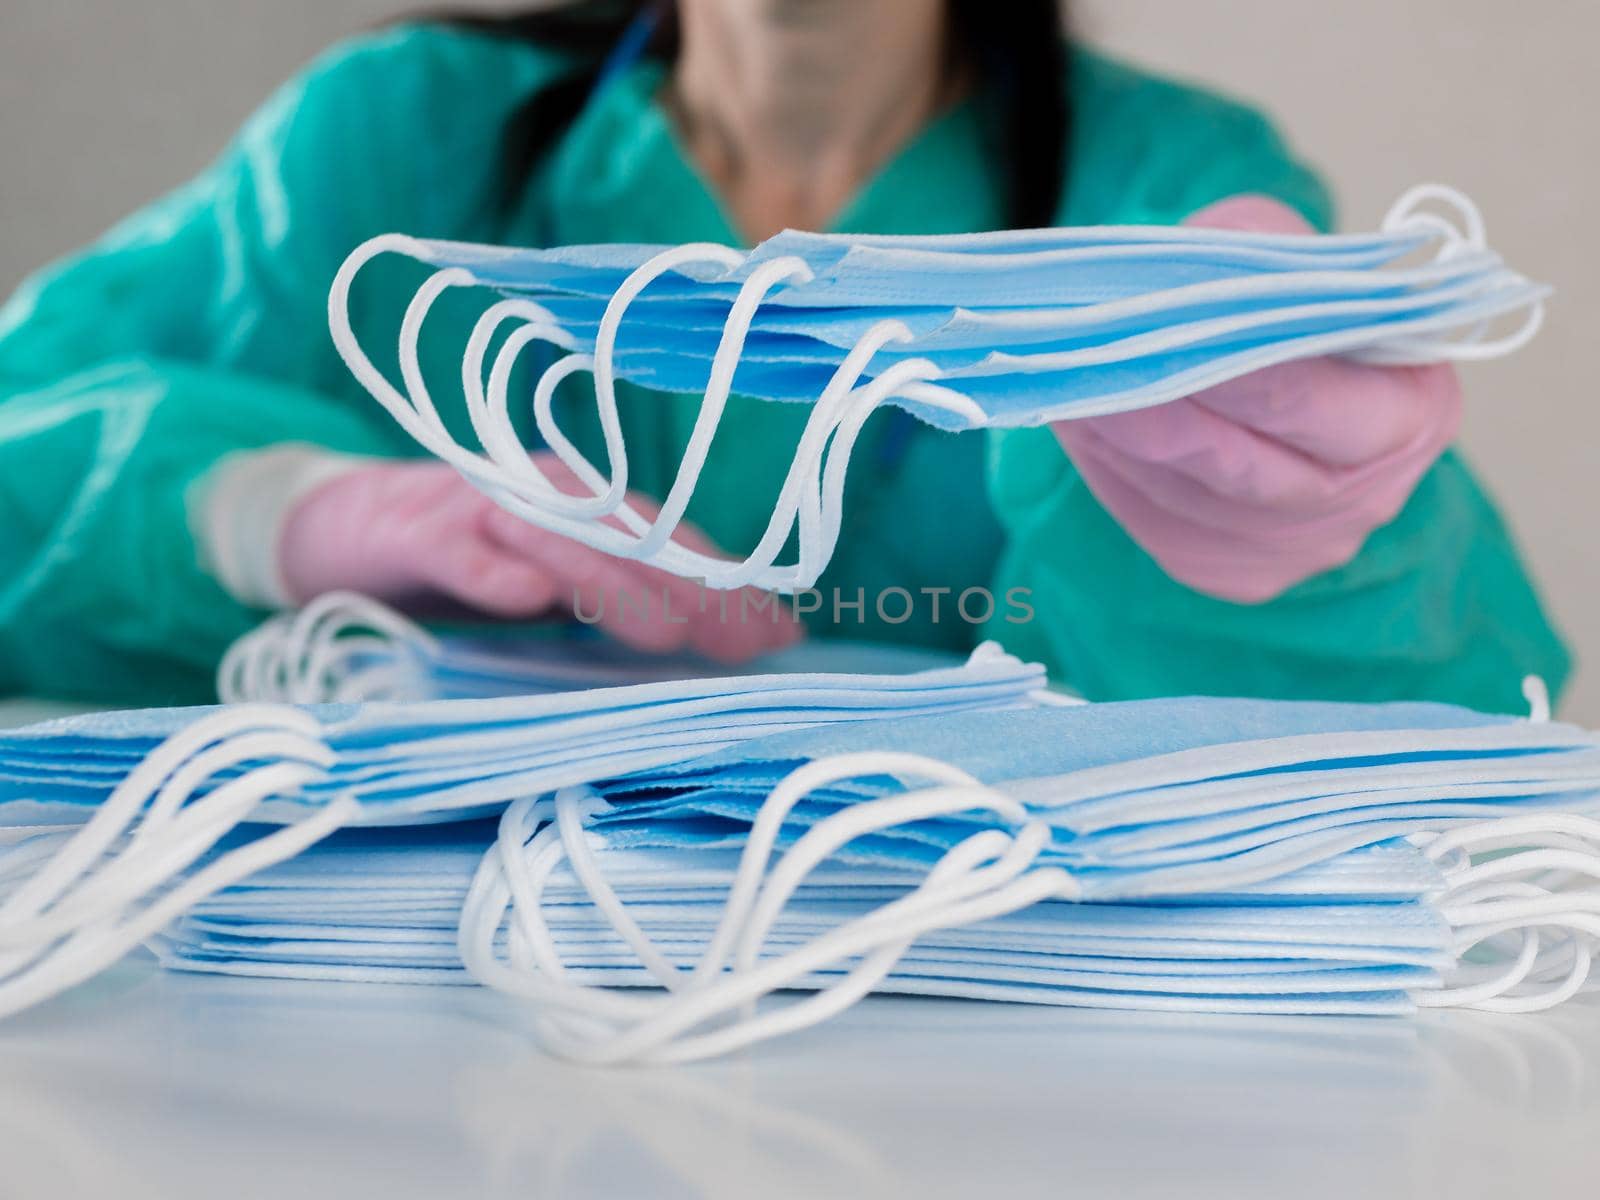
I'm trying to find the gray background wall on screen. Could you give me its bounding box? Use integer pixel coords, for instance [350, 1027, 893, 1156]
[2, 1, 1595, 717]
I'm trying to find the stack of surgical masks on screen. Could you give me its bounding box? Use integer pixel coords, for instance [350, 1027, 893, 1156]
[10, 670, 1597, 1064]
[0, 647, 1041, 1020]
[157, 821, 1451, 1014]
[218, 591, 971, 705]
[330, 184, 1549, 588]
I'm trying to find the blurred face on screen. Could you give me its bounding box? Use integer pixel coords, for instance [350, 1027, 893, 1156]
[677, 0, 945, 38]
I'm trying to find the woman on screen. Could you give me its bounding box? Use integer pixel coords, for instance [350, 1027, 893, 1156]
[0, 0, 1568, 709]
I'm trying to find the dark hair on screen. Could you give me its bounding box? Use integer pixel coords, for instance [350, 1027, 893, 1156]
[437, 1, 1069, 230]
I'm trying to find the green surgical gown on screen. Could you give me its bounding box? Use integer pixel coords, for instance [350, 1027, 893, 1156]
[0, 24, 1570, 709]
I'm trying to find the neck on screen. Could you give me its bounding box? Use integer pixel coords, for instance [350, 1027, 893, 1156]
[669, 0, 958, 240]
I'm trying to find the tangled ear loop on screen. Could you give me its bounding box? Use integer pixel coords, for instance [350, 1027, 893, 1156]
[332, 235, 975, 591]
[1413, 813, 1600, 1011]
[0, 708, 356, 1019]
[458, 751, 1076, 1064]
[217, 591, 438, 704]
[463, 786, 1600, 1062]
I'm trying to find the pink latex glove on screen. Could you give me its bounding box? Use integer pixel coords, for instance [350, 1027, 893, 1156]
[278, 453, 802, 663]
[1052, 194, 1463, 604]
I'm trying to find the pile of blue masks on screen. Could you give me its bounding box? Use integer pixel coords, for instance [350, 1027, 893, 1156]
[330, 183, 1550, 590]
[0, 646, 1041, 1019]
[113, 694, 1600, 1064]
[218, 591, 975, 705]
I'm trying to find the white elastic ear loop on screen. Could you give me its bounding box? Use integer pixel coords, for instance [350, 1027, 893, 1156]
[489, 310, 947, 590]
[572, 241, 746, 524]
[0, 795, 356, 1020]
[1414, 914, 1543, 1008]
[329, 241, 502, 482]
[0, 706, 355, 1019]
[1421, 813, 1600, 863]
[397, 268, 491, 446]
[0, 753, 317, 956]
[331, 232, 984, 591]
[464, 244, 968, 589]
[474, 762, 963, 1011]
[591, 243, 743, 435]
[459, 300, 625, 520]
[1382, 183, 1488, 261]
[570, 829, 1071, 1066]
[494, 254, 823, 573]
[1370, 189, 1531, 363]
[479, 251, 818, 583]
[483, 799, 622, 994]
[216, 620, 284, 703]
[457, 801, 657, 1024]
[518, 254, 827, 572]
[502, 816, 587, 981]
[654, 850, 1070, 1065]
[1434, 916, 1595, 1013]
[403, 276, 633, 523]
[1523, 675, 1553, 723]
[691, 752, 990, 983]
[634, 257, 820, 560]
[1354, 289, 1546, 365]
[691, 323, 933, 591]
[731, 789, 1056, 975]
[465, 751, 1076, 1064]
[335, 248, 593, 519]
[801, 356, 951, 584]
[330, 234, 696, 547]
[663, 833, 1022, 1057]
[488, 333, 637, 520]
[1412, 813, 1600, 1012]
[552, 790, 688, 987]
[217, 592, 438, 704]
[0, 707, 317, 926]
[285, 591, 434, 703]
[612, 823, 1057, 1066]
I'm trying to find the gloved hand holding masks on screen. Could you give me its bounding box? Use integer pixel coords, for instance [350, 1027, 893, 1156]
[277, 451, 801, 662]
[1052, 194, 1464, 603]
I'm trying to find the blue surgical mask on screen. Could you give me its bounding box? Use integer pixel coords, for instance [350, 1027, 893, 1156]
[412, 216, 1434, 303]
[434, 695, 1599, 1061]
[328, 185, 1548, 591]
[0, 647, 1043, 1020]
[531, 251, 1504, 362]
[9, 681, 1597, 1058]
[218, 592, 977, 706]
[153, 816, 1455, 1017]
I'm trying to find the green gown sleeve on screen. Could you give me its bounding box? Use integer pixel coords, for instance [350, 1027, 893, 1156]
[984, 50, 1570, 713]
[0, 26, 564, 704]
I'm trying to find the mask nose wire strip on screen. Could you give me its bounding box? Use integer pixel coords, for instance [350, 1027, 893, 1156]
[460, 751, 1077, 1065]
[0, 708, 357, 1019]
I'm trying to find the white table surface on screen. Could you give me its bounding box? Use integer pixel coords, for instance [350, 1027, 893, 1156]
[3, 960, 1598, 1200]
